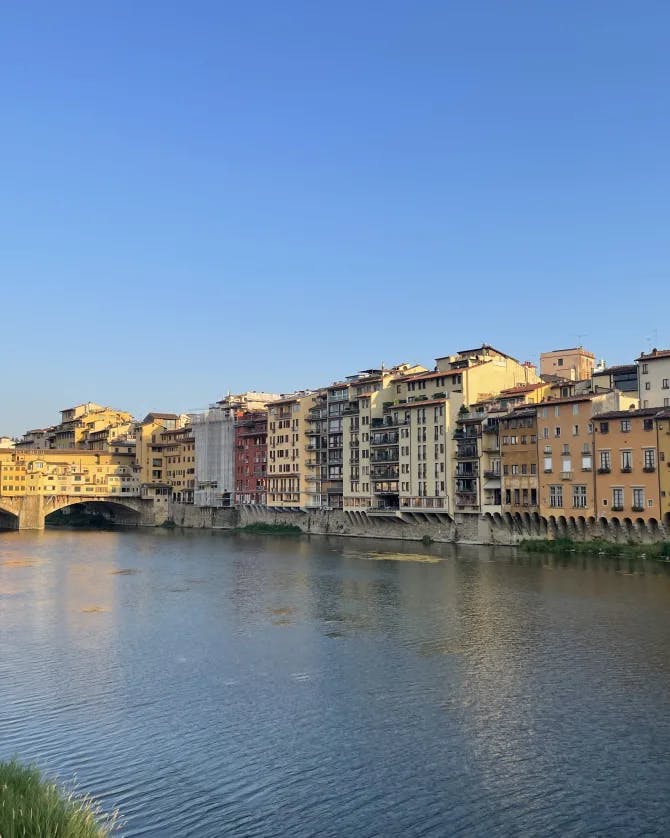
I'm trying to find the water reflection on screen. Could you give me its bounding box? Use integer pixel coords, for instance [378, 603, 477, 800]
[1, 529, 670, 836]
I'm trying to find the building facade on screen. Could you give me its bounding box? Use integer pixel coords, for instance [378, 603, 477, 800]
[637, 349, 670, 408]
[540, 347, 595, 382]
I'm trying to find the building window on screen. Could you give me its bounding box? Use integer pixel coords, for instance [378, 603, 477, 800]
[549, 485, 563, 507]
[632, 487, 645, 510]
[663, 379, 669, 389]
[611, 488, 624, 511]
[643, 419, 654, 431]
[620, 420, 631, 432]
[554, 427, 561, 438]
[643, 449, 656, 471]
[642, 363, 648, 374]
[572, 485, 587, 508]
[599, 451, 611, 472]
[543, 457, 552, 473]
[621, 450, 632, 471]
[599, 422, 609, 434]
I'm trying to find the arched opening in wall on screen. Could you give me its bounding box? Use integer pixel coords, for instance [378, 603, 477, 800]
[623, 517, 633, 536]
[493, 512, 503, 528]
[557, 515, 567, 534]
[522, 512, 531, 533]
[504, 512, 513, 530]
[513, 512, 523, 533]
[588, 516, 596, 527]
[44, 500, 141, 529]
[649, 518, 659, 536]
[599, 516, 608, 532]
[0, 507, 18, 531]
[635, 517, 646, 530]
[577, 515, 586, 532]
[664, 512, 670, 531]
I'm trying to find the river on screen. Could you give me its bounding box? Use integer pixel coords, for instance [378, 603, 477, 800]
[1, 529, 670, 836]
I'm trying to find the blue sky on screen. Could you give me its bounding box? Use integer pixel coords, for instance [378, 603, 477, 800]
[1, 1, 668, 435]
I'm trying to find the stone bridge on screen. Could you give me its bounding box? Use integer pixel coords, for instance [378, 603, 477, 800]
[0, 495, 158, 530]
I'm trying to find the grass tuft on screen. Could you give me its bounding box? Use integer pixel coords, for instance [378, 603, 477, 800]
[519, 538, 670, 559]
[0, 759, 117, 837]
[236, 522, 302, 535]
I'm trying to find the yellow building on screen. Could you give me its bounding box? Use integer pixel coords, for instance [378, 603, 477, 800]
[266, 392, 316, 509]
[0, 448, 138, 500]
[134, 413, 186, 502]
[162, 425, 196, 503]
[30, 402, 134, 450]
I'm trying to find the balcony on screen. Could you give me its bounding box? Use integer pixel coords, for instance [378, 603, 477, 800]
[597, 467, 611, 474]
[455, 468, 479, 478]
[455, 447, 478, 460]
[370, 468, 399, 480]
[483, 470, 500, 480]
[370, 451, 399, 463]
[620, 466, 632, 473]
[560, 471, 573, 480]
[371, 432, 399, 446]
[454, 429, 481, 440]
[611, 505, 624, 512]
[643, 466, 656, 473]
[632, 505, 645, 512]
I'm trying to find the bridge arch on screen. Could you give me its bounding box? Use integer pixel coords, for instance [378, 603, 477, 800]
[0, 501, 19, 530]
[43, 497, 144, 526]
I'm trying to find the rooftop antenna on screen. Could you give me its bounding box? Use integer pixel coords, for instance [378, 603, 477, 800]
[577, 333, 587, 347]
[645, 329, 658, 351]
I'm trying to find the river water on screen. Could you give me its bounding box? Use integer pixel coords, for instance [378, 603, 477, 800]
[1, 529, 670, 836]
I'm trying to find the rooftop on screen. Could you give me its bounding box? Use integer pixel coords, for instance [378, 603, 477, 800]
[636, 348, 670, 362]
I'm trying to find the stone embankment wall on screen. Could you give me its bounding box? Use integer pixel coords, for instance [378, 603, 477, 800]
[167, 502, 670, 546]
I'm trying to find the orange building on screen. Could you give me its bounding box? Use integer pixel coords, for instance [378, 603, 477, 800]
[593, 408, 661, 523]
[500, 405, 539, 514]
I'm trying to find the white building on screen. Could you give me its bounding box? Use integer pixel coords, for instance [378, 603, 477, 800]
[190, 392, 280, 507]
[637, 348, 670, 408]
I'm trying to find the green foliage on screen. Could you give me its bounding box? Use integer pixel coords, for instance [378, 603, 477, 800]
[237, 522, 302, 535]
[0, 759, 116, 837]
[519, 538, 670, 559]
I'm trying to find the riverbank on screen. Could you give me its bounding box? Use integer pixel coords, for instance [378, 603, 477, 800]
[167, 501, 670, 547]
[0, 759, 116, 837]
[520, 537, 670, 559]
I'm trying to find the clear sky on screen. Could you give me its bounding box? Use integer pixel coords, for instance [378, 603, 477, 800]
[1, 1, 668, 435]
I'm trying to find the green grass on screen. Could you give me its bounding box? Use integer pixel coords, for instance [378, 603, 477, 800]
[0, 759, 116, 837]
[519, 538, 670, 559]
[236, 522, 303, 535]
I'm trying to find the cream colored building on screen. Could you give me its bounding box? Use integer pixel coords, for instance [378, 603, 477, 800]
[637, 348, 670, 408]
[346, 345, 541, 515]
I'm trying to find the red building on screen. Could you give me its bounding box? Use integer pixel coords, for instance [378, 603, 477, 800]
[234, 411, 268, 505]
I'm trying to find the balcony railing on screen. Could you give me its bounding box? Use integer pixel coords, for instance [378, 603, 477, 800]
[560, 471, 573, 480]
[371, 433, 399, 446]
